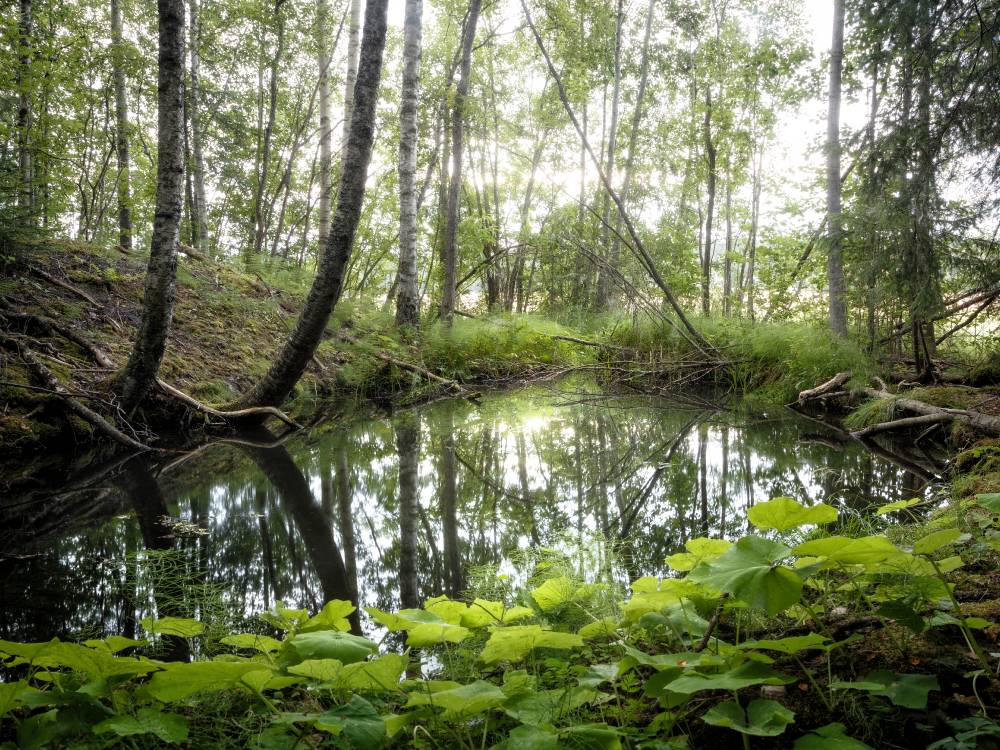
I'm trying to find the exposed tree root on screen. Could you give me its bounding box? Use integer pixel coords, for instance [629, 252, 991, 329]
[0, 332, 151, 451]
[155, 379, 303, 430]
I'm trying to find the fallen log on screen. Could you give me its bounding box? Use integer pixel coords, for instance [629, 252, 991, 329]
[796, 371, 852, 406]
[861, 381, 1000, 437]
[851, 413, 952, 439]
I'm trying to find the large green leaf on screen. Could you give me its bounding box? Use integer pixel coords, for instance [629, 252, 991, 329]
[140, 616, 205, 638]
[331, 653, 407, 692]
[479, 625, 584, 664]
[530, 576, 579, 611]
[406, 680, 507, 719]
[688, 536, 802, 615]
[93, 708, 188, 743]
[314, 695, 386, 749]
[559, 723, 621, 749]
[665, 660, 794, 695]
[220, 634, 283, 654]
[748, 497, 838, 531]
[792, 536, 899, 567]
[975, 493, 1000, 513]
[738, 633, 832, 654]
[794, 722, 874, 749]
[423, 596, 533, 628]
[0, 680, 25, 719]
[702, 699, 794, 737]
[146, 662, 272, 702]
[285, 631, 378, 665]
[876, 498, 924, 516]
[287, 658, 343, 682]
[503, 686, 597, 726]
[300, 600, 356, 633]
[503, 725, 559, 750]
[82, 636, 147, 654]
[912, 528, 967, 555]
[366, 607, 470, 647]
[18, 642, 158, 680]
[666, 537, 732, 572]
[830, 671, 939, 709]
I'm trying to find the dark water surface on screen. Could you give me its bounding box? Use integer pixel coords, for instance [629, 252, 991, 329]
[0, 378, 943, 642]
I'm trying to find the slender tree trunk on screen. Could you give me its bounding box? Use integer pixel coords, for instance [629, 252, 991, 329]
[115, 0, 185, 410]
[252, 0, 286, 257]
[316, 0, 333, 241]
[723, 173, 733, 316]
[439, 0, 482, 323]
[701, 87, 717, 316]
[396, 413, 420, 608]
[394, 0, 423, 326]
[233, 0, 388, 409]
[595, 0, 623, 310]
[746, 146, 762, 321]
[111, 0, 133, 251]
[439, 411, 462, 596]
[16, 0, 34, 224]
[341, 0, 362, 161]
[605, 0, 654, 311]
[826, 0, 848, 336]
[188, 0, 209, 254]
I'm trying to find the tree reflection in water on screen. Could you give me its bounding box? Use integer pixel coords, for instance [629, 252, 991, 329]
[0, 380, 944, 641]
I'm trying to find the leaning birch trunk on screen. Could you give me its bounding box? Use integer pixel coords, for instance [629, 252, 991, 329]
[188, 0, 209, 254]
[826, 0, 848, 336]
[316, 0, 333, 240]
[394, 0, 423, 327]
[439, 0, 482, 323]
[111, 0, 133, 251]
[701, 87, 717, 316]
[232, 0, 389, 410]
[16, 0, 34, 222]
[115, 0, 185, 411]
[341, 0, 362, 161]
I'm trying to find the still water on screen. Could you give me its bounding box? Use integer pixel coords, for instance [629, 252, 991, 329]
[0, 378, 942, 641]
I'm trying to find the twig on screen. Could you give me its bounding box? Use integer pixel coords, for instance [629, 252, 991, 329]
[28, 265, 99, 306]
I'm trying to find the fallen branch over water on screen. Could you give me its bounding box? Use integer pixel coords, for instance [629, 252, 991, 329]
[796, 371, 852, 406]
[155, 379, 303, 430]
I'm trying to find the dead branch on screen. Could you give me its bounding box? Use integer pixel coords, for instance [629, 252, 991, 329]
[862, 380, 1000, 437]
[796, 371, 852, 406]
[0, 332, 151, 451]
[155, 379, 303, 430]
[851, 413, 952, 439]
[28, 265, 99, 306]
[338, 333, 466, 394]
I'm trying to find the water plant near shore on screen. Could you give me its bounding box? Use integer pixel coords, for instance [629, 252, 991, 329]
[3, 495, 999, 748]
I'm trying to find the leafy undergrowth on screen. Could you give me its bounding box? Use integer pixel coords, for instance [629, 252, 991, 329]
[3, 497, 1000, 749]
[605, 317, 876, 404]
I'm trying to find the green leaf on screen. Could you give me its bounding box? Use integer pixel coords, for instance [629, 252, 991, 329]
[530, 576, 578, 611]
[738, 633, 832, 654]
[287, 659, 343, 681]
[504, 725, 559, 750]
[285, 630, 378, 665]
[315, 695, 385, 749]
[702, 699, 794, 737]
[0, 680, 26, 719]
[748, 497, 838, 531]
[913, 528, 967, 555]
[830, 671, 938, 709]
[665, 538, 733, 572]
[366, 607, 470, 646]
[405, 680, 507, 719]
[479, 625, 584, 664]
[146, 662, 272, 702]
[331, 653, 407, 692]
[140, 616, 205, 638]
[93, 708, 188, 743]
[975, 493, 1000, 513]
[220, 634, 283, 653]
[559, 723, 621, 749]
[82, 636, 147, 654]
[503, 686, 596, 726]
[300, 600, 356, 633]
[578, 618, 619, 640]
[794, 722, 874, 749]
[17, 642, 158, 680]
[876, 498, 923, 515]
[665, 660, 794, 695]
[688, 536, 802, 615]
[791, 536, 899, 566]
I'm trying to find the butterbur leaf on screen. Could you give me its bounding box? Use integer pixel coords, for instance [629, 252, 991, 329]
[688, 536, 802, 615]
[913, 528, 968, 555]
[93, 708, 188, 743]
[0, 680, 26, 719]
[791, 536, 898, 567]
[578, 618, 619, 640]
[405, 680, 506, 719]
[287, 658, 342, 681]
[505, 725, 559, 750]
[748, 497, 838, 531]
[285, 630, 378, 665]
[739, 633, 832, 654]
[530, 576, 578, 611]
[331, 653, 407, 692]
[666, 538, 732, 571]
[82, 636, 146, 654]
[665, 660, 794, 694]
[315, 695, 385, 749]
[975, 493, 1000, 513]
[794, 722, 874, 749]
[146, 662, 273, 702]
[876, 498, 923, 515]
[559, 723, 622, 749]
[479, 625, 583, 664]
[702, 698, 794, 736]
[300, 600, 356, 633]
[503, 686, 597, 725]
[830, 671, 938, 709]
[140, 616, 204, 638]
[220, 634, 283, 653]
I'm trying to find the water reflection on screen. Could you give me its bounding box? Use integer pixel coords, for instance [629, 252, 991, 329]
[0, 379, 943, 641]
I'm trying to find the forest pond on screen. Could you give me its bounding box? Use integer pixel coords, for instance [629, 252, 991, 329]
[1, 377, 944, 642]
